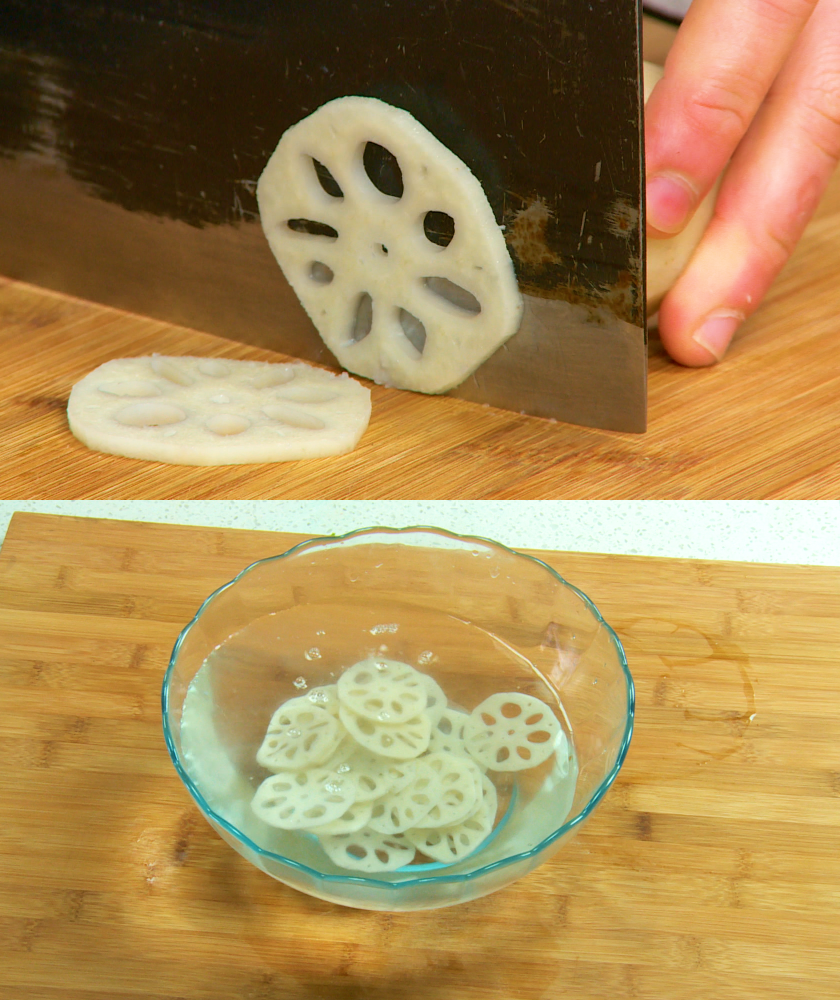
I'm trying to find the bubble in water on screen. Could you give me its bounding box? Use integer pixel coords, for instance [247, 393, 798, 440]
[304, 647, 322, 661]
[374, 660, 389, 672]
[489, 565, 500, 579]
[316, 630, 326, 636]
[370, 623, 399, 635]
[288, 728, 301, 738]
[348, 573, 360, 582]
[325, 780, 342, 794]
[293, 676, 308, 690]
[418, 650, 434, 665]
[336, 763, 351, 773]
[309, 690, 329, 704]
[378, 710, 391, 722]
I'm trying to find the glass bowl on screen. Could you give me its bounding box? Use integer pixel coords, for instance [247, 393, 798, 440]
[162, 526, 633, 911]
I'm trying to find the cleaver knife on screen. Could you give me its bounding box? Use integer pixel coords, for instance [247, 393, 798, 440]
[0, 0, 646, 432]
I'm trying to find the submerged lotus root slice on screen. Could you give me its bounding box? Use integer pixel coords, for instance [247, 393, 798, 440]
[417, 752, 481, 829]
[251, 768, 356, 830]
[323, 746, 397, 803]
[406, 773, 499, 864]
[318, 828, 416, 873]
[367, 758, 443, 834]
[338, 704, 431, 760]
[257, 96, 523, 394]
[337, 657, 428, 723]
[308, 799, 373, 836]
[463, 692, 562, 771]
[67, 355, 371, 465]
[303, 683, 340, 715]
[256, 700, 342, 772]
[428, 707, 470, 757]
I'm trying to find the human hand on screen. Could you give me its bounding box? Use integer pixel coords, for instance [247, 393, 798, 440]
[645, 0, 840, 366]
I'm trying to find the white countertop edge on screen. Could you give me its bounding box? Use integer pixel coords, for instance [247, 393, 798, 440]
[1, 501, 838, 566]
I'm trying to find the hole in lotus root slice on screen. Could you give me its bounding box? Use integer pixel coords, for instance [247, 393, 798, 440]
[363, 141, 404, 199]
[113, 402, 187, 428]
[398, 308, 426, 356]
[423, 277, 481, 315]
[262, 404, 326, 430]
[417, 753, 481, 829]
[197, 358, 230, 377]
[257, 700, 342, 771]
[98, 380, 161, 398]
[406, 773, 498, 864]
[150, 356, 194, 386]
[204, 413, 251, 436]
[311, 157, 344, 198]
[308, 799, 373, 835]
[251, 768, 356, 830]
[318, 828, 415, 872]
[423, 210, 455, 248]
[463, 693, 561, 772]
[350, 292, 373, 343]
[338, 705, 431, 760]
[367, 759, 443, 834]
[421, 673, 448, 728]
[287, 218, 339, 240]
[309, 261, 334, 284]
[337, 657, 428, 723]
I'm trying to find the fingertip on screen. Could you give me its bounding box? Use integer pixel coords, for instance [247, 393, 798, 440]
[656, 298, 743, 367]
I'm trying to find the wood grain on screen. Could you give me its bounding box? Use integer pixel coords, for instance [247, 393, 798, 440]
[1, 512, 838, 1000]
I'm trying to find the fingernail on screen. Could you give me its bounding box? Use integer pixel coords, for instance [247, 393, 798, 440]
[692, 311, 743, 362]
[646, 172, 697, 234]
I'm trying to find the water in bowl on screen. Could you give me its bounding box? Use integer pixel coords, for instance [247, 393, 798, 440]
[178, 601, 578, 879]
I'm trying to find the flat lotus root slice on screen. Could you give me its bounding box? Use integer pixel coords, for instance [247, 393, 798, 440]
[337, 657, 429, 723]
[428, 707, 470, 757]
[251, 768, 356, 830]
[417, 752, 481, 829]
[67, 356, 371, 465]
[406, 773, 498, 864]
[257, 96, 523, 394]
[367, 759, 443, 834]
[318, 828, 416, 873]
[308, 799, 373, 835]
[339, 704, 431, 760]
[463, 692, 562, 772]
[257, 701, 343, 772]
[323, 746, 397, 803]
[303, 683, 340, 715]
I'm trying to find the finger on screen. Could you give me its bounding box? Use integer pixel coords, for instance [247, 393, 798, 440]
[645, 0, 817, 236]
[657, 0, 840, 366]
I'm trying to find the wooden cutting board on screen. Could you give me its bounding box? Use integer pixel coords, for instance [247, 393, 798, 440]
[1, 511, 838, 1000]
[2, 164, 840, 499]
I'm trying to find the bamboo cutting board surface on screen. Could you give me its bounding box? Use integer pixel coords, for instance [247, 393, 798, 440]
[1, 511, 839, 1000]
[2, 167, 840, 499]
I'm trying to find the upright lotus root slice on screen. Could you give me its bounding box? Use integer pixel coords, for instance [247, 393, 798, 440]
[463, 692, 562, 771]
[420, 673, 448, 728]
[251, 768, 356, 830]
[318, 828, 416, 873]
[256, 699, 343, 772]
[257, 96, 523, 394]
[337, 657, 429, 723]
[67, 356, 371, 465]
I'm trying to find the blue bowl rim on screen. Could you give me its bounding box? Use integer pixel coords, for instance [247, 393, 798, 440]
[161, 525, 635, 891]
